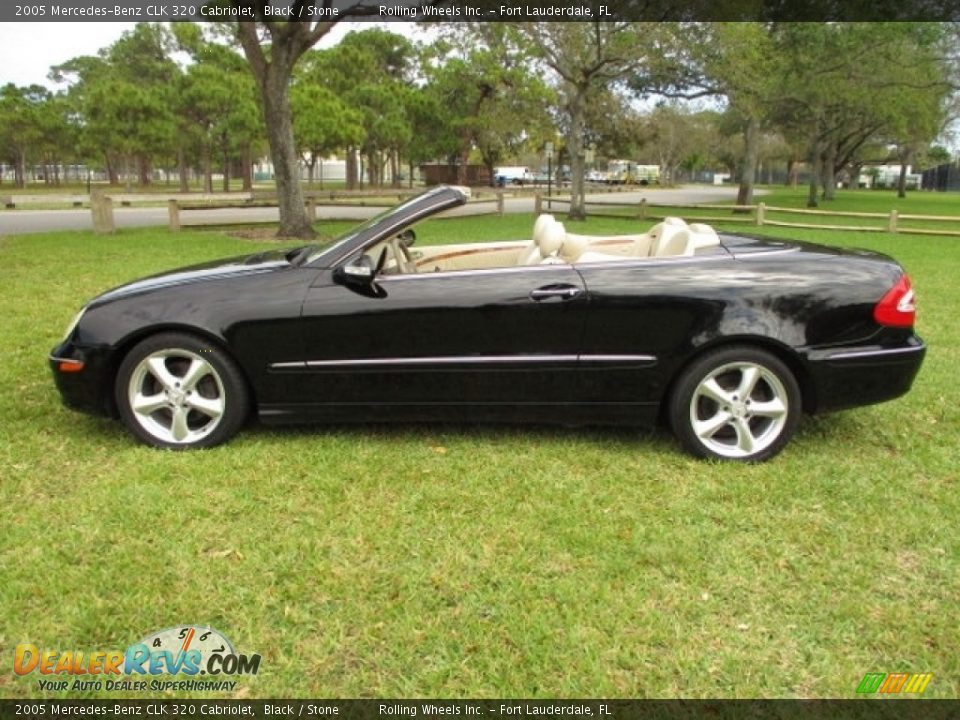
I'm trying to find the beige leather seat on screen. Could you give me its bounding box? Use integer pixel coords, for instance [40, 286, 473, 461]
[536, 221, 567, 264]
[518, 214, 557, 265]
[648, 217, 691, 257]
[519, 215, 567, 265]
[687, 223, 721, 251]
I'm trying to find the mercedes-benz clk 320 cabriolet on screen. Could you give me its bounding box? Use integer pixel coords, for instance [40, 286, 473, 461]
[50, 185, 925, 461]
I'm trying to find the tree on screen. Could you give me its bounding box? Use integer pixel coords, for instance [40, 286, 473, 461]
[291, 84, 364, 186]
[0, 84, 45, 187]
[517, 23, 651, 220]
[173, 25, 263, 193]
[51, 23, 179, 188]
[226, 6, 417, 236]
[772, 23, 953, 205]
[428, 25, 556, 187]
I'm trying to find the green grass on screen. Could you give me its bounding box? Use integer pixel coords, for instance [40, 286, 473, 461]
[1, 210, 958, 700]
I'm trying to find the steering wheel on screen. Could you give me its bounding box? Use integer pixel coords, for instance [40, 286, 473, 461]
[388, 235, 416, 274]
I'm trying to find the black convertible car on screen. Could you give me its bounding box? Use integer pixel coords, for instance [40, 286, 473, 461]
[50, 185, 925, 461]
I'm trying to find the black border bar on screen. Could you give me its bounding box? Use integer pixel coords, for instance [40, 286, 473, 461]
[2, 700, 960, 720]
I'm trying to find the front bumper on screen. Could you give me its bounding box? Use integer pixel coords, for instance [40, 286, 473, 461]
[805, 335, 926, 413]
[49, 340, 115, 417]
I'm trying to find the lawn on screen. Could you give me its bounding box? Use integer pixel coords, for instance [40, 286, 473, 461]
[1, 207, 957, 699]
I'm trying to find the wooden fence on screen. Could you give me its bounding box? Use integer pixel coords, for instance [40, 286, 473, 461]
[89, 189, 511, 233]
[541, 195, 960, 238]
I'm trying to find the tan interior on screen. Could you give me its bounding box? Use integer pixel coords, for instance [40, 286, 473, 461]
[367, 215, 722, 274]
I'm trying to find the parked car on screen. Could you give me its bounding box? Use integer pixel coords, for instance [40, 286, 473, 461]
[50, 186, 925, 461]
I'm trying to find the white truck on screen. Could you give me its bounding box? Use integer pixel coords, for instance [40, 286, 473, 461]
[494, 166, 534, 186]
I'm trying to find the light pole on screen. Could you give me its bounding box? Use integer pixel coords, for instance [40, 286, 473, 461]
[545, 141, 554, 200]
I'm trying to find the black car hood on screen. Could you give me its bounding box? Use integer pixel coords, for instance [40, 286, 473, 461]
[88, 247, 298, 307]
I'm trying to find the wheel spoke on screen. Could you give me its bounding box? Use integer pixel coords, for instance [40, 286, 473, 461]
[146, 356, 179, 392]
[750, 397, 787, 417]
[698, 378, 734, 406]
[132, 392, 167, 416]
[734, 418, 756, 454]
[170, 406, 190, 442]
[737, 366, 761, 399]
[186, 393, 223, 418]
[694, 410, 732, 440]
[180, 358, 212, 392]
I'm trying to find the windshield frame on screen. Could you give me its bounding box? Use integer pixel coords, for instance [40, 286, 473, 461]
[305, 186, 468, 266]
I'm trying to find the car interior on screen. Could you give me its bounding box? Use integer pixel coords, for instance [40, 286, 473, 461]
[365, 214, 725, 275]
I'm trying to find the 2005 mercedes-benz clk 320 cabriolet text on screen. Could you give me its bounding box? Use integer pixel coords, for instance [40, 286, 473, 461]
[50, 185, 925, 461]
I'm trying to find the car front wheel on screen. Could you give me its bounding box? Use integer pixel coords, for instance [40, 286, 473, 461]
[115, 333, 249, 449]
[669, 346, 800, 462]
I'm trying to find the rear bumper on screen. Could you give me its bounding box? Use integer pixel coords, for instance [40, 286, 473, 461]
[806, 336, 926, 413]
[49, 340, 114, 417]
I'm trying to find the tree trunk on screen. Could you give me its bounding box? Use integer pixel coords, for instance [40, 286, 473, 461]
[139, 155, 151, 187]
[222, 145, 230, 192]
[367, 152, 377, 187]
[307, 157, 316, 186]
[258, 57, 314, 237]
[15, 150, 26, 188]
[457, 135, 470, 187]
[807, 138, 822, 208]
[346, 146, 358, 190]
[390, 150, 399, 188]
[897, 149, 912, 198]
[736, 116, 759, 208]
[203, 148, 213, 194]
[785, 159, 794, 186]
[178, 146, 189, 193]
[408, 160, 414, 189]
[821, 139, 837, 201]
[106, 154, 119, 185]
[567, 89, 587, 221]
[241, 144, 253, 191]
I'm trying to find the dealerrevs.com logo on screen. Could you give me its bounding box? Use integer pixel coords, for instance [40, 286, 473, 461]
[14, 625, 261, 692]
[856, 672, 934, 696]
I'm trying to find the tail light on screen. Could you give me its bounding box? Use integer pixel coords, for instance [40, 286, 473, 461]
[874, 274, 916, 328]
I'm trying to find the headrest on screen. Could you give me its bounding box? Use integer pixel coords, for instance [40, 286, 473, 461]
[538, 221, 565, 256]
[688, 223, 721, 250]
[532, 214, 556, 242]
[654, 228, 694, 257]
[663, 216, 688, 227]
[650, 221, 689, 256]
[560, 231, 589, 261]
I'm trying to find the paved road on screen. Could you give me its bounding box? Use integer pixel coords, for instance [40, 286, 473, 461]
[0, 186, 758, 236]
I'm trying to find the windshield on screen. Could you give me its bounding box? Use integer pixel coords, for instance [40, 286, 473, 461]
[305, 191, 444, 264]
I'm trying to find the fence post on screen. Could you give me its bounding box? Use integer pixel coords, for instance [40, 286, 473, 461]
[756, 202, 766, 226]
[91, 190, 115, 234]
[168, 199, 180, 232]
[306, 198, 317, 222]
[638, 198, 647, 220]
[888, 209, 898, 233]
[534, 192, 543, 216]
[2, 196, 14, 209]
[496, 192, 504, 216]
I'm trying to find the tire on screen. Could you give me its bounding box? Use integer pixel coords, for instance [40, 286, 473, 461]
[115, 332, 250, 449]
[668, 346, 801, 462]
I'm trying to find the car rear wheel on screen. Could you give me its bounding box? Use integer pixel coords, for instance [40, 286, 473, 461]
[116, 333, 249, 449]
[669, 346, 800, 462]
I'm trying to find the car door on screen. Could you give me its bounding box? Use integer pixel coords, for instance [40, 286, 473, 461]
[573, 257, 732, 421]
[293, 263, 588, 418]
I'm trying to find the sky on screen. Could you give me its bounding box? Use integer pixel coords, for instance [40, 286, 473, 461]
[0, 21, 378, 89]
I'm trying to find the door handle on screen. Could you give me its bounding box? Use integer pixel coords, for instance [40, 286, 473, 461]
[529, 285, 582, 302]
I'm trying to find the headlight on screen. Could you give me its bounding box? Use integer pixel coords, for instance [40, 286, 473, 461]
[62, 307, 86, 342]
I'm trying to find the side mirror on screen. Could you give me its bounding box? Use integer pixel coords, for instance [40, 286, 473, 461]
[334, 250, 389, 299]
[335, 255, 376, 286]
